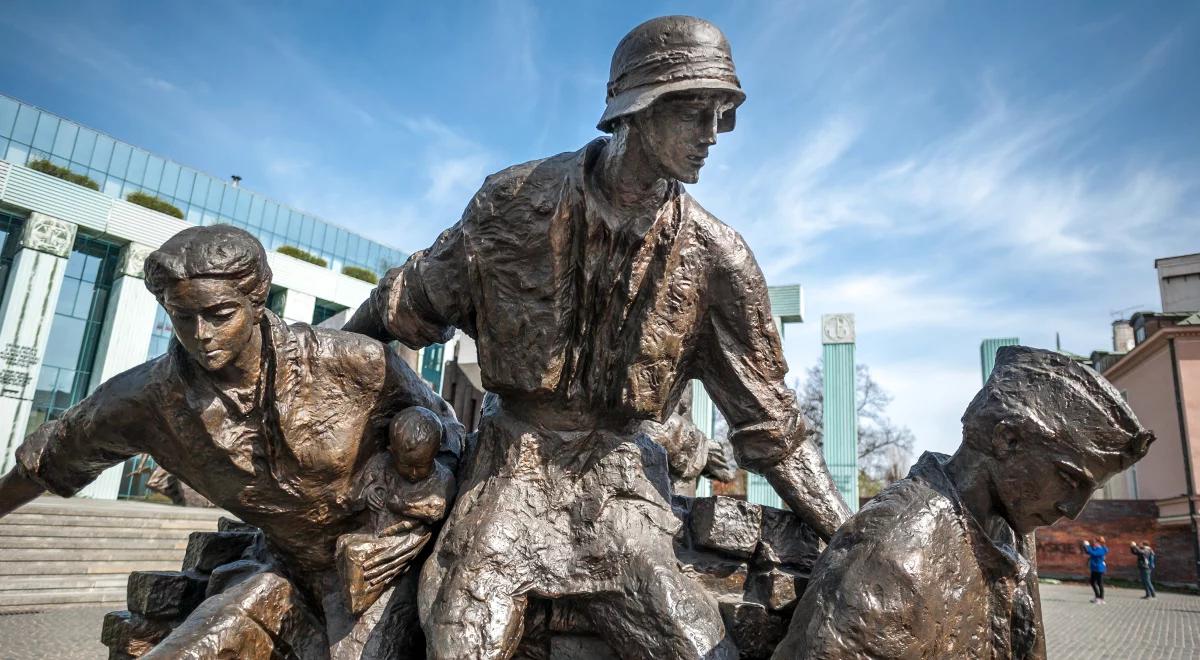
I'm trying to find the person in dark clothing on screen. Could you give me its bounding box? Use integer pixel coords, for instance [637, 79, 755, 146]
[1131, 541, 1157, 598]
[1083, 537, 1108, 603]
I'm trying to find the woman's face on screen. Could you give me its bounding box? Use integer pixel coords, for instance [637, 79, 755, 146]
[161, 277, 262, 372]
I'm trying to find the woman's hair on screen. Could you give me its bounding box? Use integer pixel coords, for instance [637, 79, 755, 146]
[962, 346, 1153, 472]
[144, 225, 272, 304]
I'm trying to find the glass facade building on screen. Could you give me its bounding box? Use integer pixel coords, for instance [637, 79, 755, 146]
[0, 93, 407, 278]
[27, 234, 122, 433]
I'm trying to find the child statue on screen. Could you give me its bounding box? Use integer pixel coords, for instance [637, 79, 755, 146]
[338, 406, 457, 615]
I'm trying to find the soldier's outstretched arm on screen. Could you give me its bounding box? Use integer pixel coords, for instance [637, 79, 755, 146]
[343, 217, 475, 348]
[761, 437, 851, 540]
[699, 231, 850, 540]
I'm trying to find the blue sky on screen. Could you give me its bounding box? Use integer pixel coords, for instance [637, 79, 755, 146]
[3, 1, 1198, 462]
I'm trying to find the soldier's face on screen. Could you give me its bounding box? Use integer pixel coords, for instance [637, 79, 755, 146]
[636, 91, 737, 183]
[161, 278, 262, 372]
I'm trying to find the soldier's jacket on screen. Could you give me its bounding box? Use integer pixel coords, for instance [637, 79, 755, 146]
[358, 137, 802, 472]
[16, 311, 462, 575]
[774, 452, 1047, 659]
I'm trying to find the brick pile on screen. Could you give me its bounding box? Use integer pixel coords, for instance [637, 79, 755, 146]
[101, 497, 820, 659]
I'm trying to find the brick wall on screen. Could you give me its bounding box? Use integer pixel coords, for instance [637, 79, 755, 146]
[1035, 500, 1197, 587]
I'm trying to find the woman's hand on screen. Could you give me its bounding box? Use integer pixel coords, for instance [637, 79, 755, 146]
[361, 529, 431, 588]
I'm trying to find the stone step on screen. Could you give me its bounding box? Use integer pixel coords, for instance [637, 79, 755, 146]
[1, 548, 185, 563]
[13, 496, 226, 522]
[0, 524, 197, 539]
[0, 560, 182, 576]
[0, 587, 126, 612]
[0, 535, 190, 550]
[0, 575, 128, 592]
[0, 513, 221, 530]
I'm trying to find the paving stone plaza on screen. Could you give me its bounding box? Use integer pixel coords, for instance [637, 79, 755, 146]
[0, 583, 1193, 659]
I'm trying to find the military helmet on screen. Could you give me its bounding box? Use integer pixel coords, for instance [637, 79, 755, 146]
[598, 16, 746, 133]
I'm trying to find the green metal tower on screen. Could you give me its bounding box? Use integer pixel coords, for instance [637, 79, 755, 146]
[821, 313, 858, 511]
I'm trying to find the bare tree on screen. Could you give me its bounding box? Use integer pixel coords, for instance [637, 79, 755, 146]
[794, 358, 915, 482]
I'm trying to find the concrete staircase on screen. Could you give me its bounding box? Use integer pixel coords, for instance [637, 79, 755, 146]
[0, 496, 226, 613]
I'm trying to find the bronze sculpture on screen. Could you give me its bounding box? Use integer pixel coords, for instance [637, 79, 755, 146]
[343, 15, 850, 659]
[644, 382, 737, 496]
[772, 346, 1154, 659]
[0, 225, 464, 658]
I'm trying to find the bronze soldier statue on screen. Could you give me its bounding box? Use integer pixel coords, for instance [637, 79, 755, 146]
[772, 346, 1154, 659]
[0, 225, 464, 659]
[344, 15, 851, 659]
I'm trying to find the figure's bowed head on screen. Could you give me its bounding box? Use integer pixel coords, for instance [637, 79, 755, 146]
[143, 225, 272, 374]
[953, 346, 1155, 535]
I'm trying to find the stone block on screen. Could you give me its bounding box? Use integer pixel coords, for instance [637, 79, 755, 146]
[548, 634, 620, 660]
[746, 567, 808, 611]
[217, 517, 258, 534]
[678, 547, 750, 599]
[718, 601, 788, 660]
[182, 531, 257, 573]
[207, 559, 267, 598]
[755, 507, 821, 572]
[689, 496, 762, 559]
[127, 570, 208, 619]
[101, 610, 173, 657]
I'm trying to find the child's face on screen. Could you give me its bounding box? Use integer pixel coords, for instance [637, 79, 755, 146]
[390, 439, 438, 482]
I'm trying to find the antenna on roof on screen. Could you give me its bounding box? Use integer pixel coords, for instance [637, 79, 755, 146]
[1109, 304, 1145, 319]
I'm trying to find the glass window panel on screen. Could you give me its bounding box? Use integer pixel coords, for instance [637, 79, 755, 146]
[287, 211, 303, 241]
[103, 178, 123, 197]
[50, 155, 68, 168]
[300, 215, 314, 244]
[73, 280, 96, 317]
[125, 149, 148, 185]
[81, 254, 101, 282]
[89, 287, 110, 321]
[261, 202, 278, 233]
[0, 138, 8, 157]
[220, 186, 238, 216]
[142, 155, 164, 189]
[202, 211, 218, 226]
[207, 180, 225, 210]
[186, 207, 201, 224]
[190, 175, 210, 206]
[51, 122, 77, 159]
[234, 190, 251, 221]
[159, 161, 179, 194]
[334, 228, 347, 254]
[43, 317, 85, 370]
[71, 128, 97, 165]
[6, 142, 29, 164]
[279, 209, 295, 239]
[175, 168, 196, 199]
[90, 135, 114, 170]
[0, 97, 18, 138]
[109, 143, 131, 179]
[31, 113, 57, 152]
[11, 105, 39, 144]
[248, 195, 263, 228]
[311, 221, 326, 249]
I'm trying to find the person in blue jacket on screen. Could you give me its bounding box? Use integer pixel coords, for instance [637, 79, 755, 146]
[1083, 537, 1109, 603]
